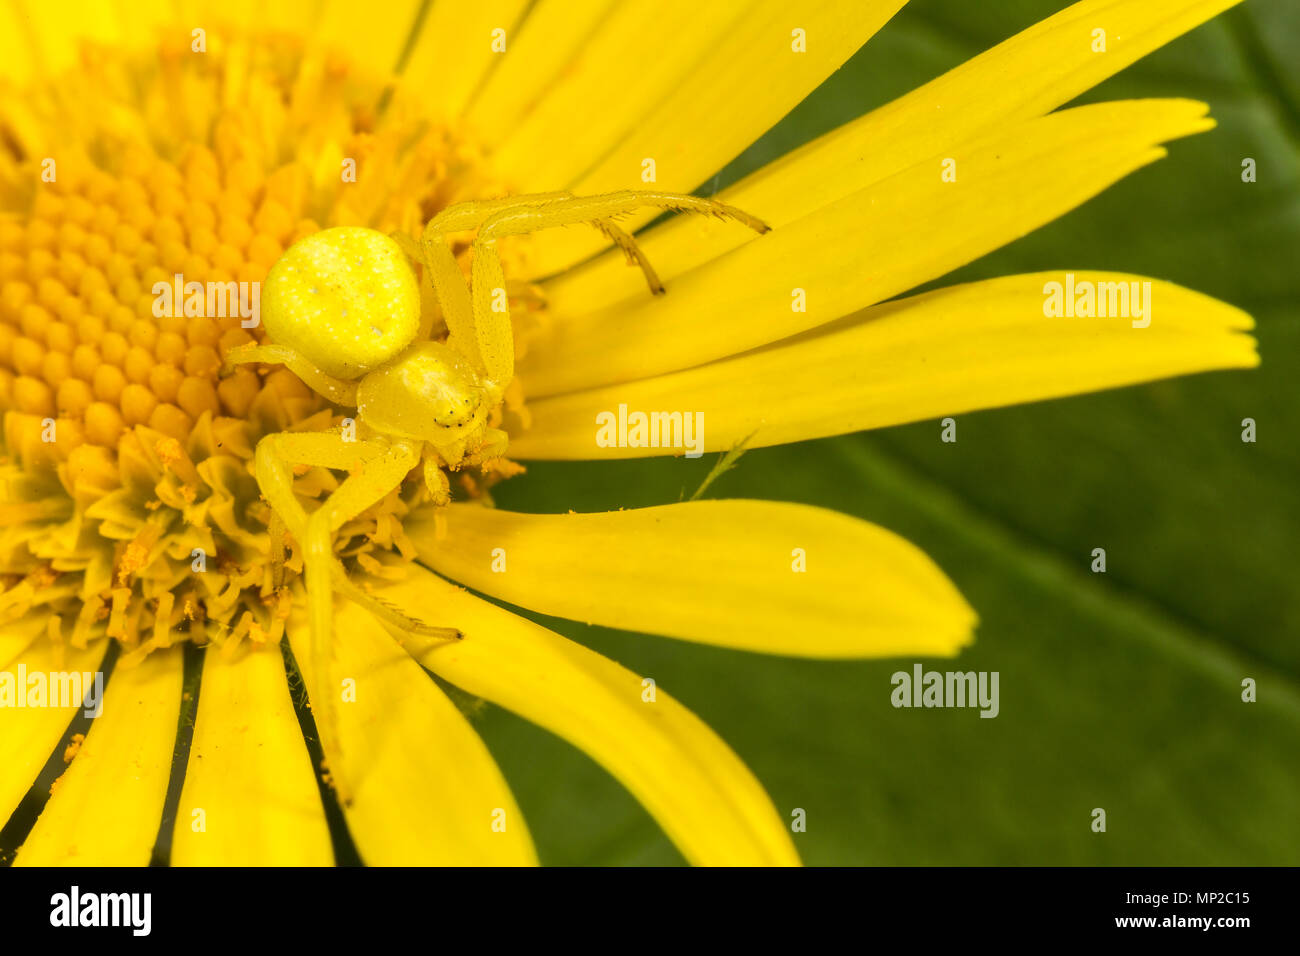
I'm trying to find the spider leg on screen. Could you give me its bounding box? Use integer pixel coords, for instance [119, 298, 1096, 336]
[590, 219, 664, 295]
[253, 432, 453, 806]
[225, 343, 359, 406]
[413, 192, 575, 379]
[417, 191, 690, 379]
[476, 190, 769, 245]
[430, 192, 667, 293]
[423, 191, 577, 233]
[456, 191, 771, 386]
[424, 192, 662, 291]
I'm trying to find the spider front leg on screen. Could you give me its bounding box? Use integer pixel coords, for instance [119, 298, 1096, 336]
[225, 343, 358, 407]
[415, 191, 692, 381]
[254, 431, 457, 805]
[421, 191, 663, 293]
[473, 191, 769, 257]
[416, 194, 573, 382]
[455, 191, 770, 391]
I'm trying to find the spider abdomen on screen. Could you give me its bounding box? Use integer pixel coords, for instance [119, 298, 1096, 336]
[262, 227, 421, 380]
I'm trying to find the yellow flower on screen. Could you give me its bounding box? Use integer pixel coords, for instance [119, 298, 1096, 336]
[0, 0, 1255, 866]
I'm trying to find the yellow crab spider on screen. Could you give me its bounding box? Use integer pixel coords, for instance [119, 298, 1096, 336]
[224, 190, 768, 803]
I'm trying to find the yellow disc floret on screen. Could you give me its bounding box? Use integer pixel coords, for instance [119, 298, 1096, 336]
[261, 227, 421, 380]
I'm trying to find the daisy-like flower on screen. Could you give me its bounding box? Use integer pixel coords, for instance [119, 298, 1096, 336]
[0, 0, 1256, 866]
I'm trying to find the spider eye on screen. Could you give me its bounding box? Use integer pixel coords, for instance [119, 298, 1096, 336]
[261, 227, 421, 380]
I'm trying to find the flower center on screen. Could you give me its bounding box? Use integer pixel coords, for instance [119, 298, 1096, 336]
[0, 27, 523, 662]
[1, 143, 310, 446]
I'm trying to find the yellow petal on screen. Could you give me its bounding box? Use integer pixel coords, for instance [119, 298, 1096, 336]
[401, 0, 532, 119]
[5, 0, 120, 78]
[170, 644, 332, 866]
[112, 1, 178, 49]
[0, 617, 43, 671]
[0, 1, 39, 83]
[0, 639, 108, 828]
[512, 272, 1258, 457]
[378, 564, 800, 866]
[16, 647, 182, 866]
[314, 0, 422, 75]
[178, 0, 319, 35]
[287, 596, 537, 865]
[546, 0, 1243, 314]
[521, 99, 1216, 397]
[481, 0, 743, 186]
[497, 0, 907, 277]
[464, 0, 618, 145]
[409, 500, 976, 658]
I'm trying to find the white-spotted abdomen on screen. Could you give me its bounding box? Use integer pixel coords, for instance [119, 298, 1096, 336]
[261, 227, 421, 380]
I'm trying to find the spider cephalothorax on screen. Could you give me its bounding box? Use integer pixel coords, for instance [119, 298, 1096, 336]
[225, 191, 768, 802]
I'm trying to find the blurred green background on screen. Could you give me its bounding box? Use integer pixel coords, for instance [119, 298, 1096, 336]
[471, 0, 1299, 864]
